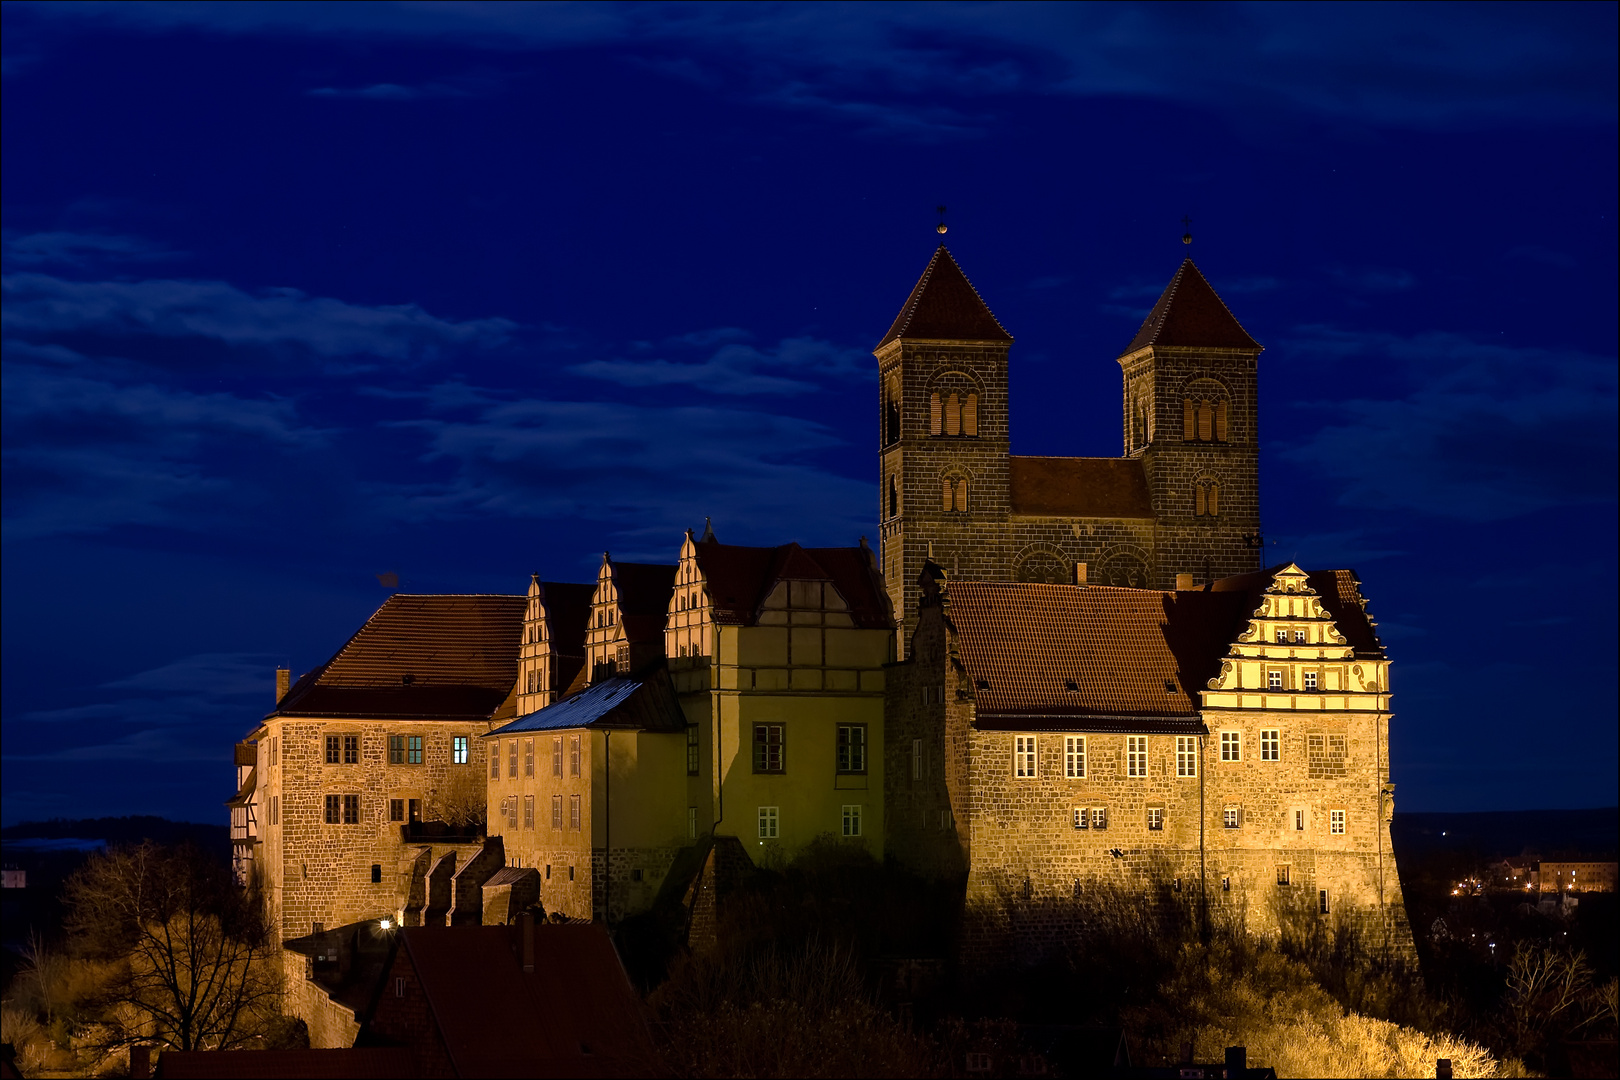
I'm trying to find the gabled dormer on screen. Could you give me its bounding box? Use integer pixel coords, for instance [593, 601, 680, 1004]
[586, 553, 676, 683]
[667, 530, 713, 662]
[516, 575, 594, 716]
[1203, 563, 1390, 712]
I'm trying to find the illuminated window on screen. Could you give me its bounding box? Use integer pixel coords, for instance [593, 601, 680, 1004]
[453, 736, 469, 765]
[837, 725, 867, 773]
[1064, 736, 1086, 779]
[1176, 736, 1198, 778]
[1014, 735, 1038, 778]
[1223, 807, 1241, 829]
[758, 806, 779, 839]
[1090, 807, 1108, 830]
[408, 736, 423, 765]
[1275, 629, 1288, 643]
[1072, 808, 1088, 830]
[1260, 730, 1280, 761]
[842, 804, 863, 837]
[1147, 808, 1164, 831]
[1330, 809, 1345, 835]
[1268, 670, 1283, 689]
[1221, 732, 1242, 762]
[1303, 671, 1318, 691]
[753, 724, 785, 773]
[1127, 736, 1147, 777]
[686, 725, 700, 776]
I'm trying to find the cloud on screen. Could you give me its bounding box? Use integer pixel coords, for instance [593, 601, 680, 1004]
[1279, 328, 1618, 521]
[1327, 266, 1417, 293]
[568, 334, 866, 395]
[3, 230, 182, 267]
[2, 272, 516, 364]
[28, 2, 1615, 130]
[308, 82, 461, 101]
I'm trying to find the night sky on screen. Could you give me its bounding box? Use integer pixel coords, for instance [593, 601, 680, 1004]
[2, 3, 1615, 825]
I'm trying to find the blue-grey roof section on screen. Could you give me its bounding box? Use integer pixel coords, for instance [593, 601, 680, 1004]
[484, 670, 685, 736]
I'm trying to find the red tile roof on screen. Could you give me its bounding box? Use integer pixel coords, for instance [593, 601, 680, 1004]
[1121, 259, 1261, 356]
[946, 582, 1253, 720]
[1208, 564, 1384, 659]
[609, 561, 677, 645]
[393, 922, 658, 1077]
[1009, 456, 1155, 518]
[538, 580, 595, 660]
[153, 1048, 417, 1078]
[273, 594, 524, 721]
[694, 540, 892, 628]
[877, 245, 1013, 348]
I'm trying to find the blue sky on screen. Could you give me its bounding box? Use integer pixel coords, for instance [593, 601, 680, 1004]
[2, 1, 1615, 823]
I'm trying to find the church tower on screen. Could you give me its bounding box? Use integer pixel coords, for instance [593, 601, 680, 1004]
[875, 245, 1014, 646]
[1118, 258, 1264, 585]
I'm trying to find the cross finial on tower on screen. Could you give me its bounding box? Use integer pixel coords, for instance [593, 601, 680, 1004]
[1181, 215, 1193, 245]
[936, 205, 948, 236]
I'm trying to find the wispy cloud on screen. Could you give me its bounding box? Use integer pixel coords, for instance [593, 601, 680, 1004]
[3, 230, 183, 267]
[568, 334, 866, 395]
[1327, 265, 1416, 293]
[1279, 328, 1618, 521]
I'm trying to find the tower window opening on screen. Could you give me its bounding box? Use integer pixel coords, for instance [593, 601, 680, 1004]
[964, 393, 979, 436]
[888, 475, 898, 518]
[930, 393, 943, 435]
[945, 393, 961, 436]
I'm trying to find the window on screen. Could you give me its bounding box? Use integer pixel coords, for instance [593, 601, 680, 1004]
[1295, 808, 1306, 832]
[491, 741, 501, 779]
[1064, 736, 1086, 778]
[408, 798, 420, 824]
[1183, 396, 1228, 443]
[1223, 807, 1241, 829]
[270, 795, 279, 826]
[1275, 629, 1288, 643]
[1277, 865, 1291, 886]
[911, 738, 923, 781]
[523, 738, 534, 777]
[1319, 889, 1331, 915]
[408, 735, 423, 765]
[453, 736, 469, 765]
[1221, 731, 1241, 762]
[1090, 807, 1108, 830]
[687, 807, 698, 840]
[930, 392, 943, 435]
[686, 725, 700, 776]
[523, 795, 534, 829]
[344, 736, 359, 764]
[1260, 730, 1280, 761]
[837, 725, 867, 773]
[758, 806, 779, 839]
[390, 798, 404, 822]
[569, 735, 581, 777]
[1014, 735, 1038, 778]
[753, 724, 785, 773]
[389, 735, 407, 764]
[1303, 671, 1318, 691]
[326, 736, 341, 764]
[842, 804, 863, 837]
[569, 795, 581, 830]
[1127, 736, 1147, 777]
[1330, 809, 1346, 835]
[551, 795, 562, 830]
[1294, 629, 1307, 643]
[1176, 736, 1198, 777]
[372, 864, 382, 884]
[964, 393, 979, 436]
[1147, 808, 1164, 831]
[1267, 669, 1283, 689]
[1072, 808, 1088, 830]
[325, 794, 340, 823]
[343, 794, 360, 824]
[552, 736, 563, 777]
[1222, 876, 1231, 892]
[269, 738, 278, 767]
[1194, 479, 1220, 517]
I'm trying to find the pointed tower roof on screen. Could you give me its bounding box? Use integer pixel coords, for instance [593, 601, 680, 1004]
[878, 245, 1013, 349]
[1121, 259, 1261, 356]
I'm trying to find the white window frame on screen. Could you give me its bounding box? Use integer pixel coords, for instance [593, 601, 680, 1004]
[1064, 735, 1086, 778]
[758, 805, 779, 839]
[1330, 808, 1346, 835]
[1089, 807, 1108, 830]
[1147, 807, 1164, 831]
[1275, 628, 1288, 643]
[1303, 670, 1318, 690]
[1126, 736, 1147, 778]
[1267, 669, 1283, 689]
[1260, 729, 1280, 761]
[1176, 736, 1198, 778]
[1072, 807, 1088, 830]
[1293, 629, 1307, 643]
[1221, 731, 1241, 762]
[841, 804, 863, 837]
[1014, 735, 1038, 779]
[1223, 807, 1241, 829]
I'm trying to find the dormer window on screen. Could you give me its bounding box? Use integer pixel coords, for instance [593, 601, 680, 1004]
[1293, 629, 1306, 643]
[1275, 629, 1288, 643]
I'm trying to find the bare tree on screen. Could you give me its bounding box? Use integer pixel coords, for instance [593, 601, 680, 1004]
[64, 842, 282, 1053]
[1504, 943, 1593, 1054]
[426, 765, 486, 830]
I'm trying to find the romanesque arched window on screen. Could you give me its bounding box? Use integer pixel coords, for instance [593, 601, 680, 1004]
[1183, 379, 1230, 443]
[1194, 479, 1220, 517]
[940, 476, 968, 512]
[930, 393, 943, 435]
[964, 393, 978, 436]
[883, 372, 901, 446]
[930, 374, 981, 438]
[888, 475, 898, 518]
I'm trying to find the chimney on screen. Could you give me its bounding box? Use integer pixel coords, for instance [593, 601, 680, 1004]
[130, 1046, 151, 1080]
[1225, 1046, 1246, 1077]
[1074, 562, 1087, 585]
[520, 910, 535, 973]
[1436, 1060, 1453, 1080]
[1175, 573, 1195, 591]
[275, 668, 290, 703]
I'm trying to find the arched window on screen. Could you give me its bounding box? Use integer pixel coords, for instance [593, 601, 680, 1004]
[930, 393, 943, 435]
[1194, 480, 1220, 517]
[883, 373, 901, 446]
[941, 477, 968, 512]
[930, 375, 981, 438]
[954, 478, 968, 512]
[888, 475, 898, 518]
[945, 393, 961, 436]
[1183, 383, 1230, 443]
[941, 477, 953, 511]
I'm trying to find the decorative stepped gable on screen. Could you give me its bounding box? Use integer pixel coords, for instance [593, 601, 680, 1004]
[877, 244, 1014, 347]
[1122, 258, 1262, 355]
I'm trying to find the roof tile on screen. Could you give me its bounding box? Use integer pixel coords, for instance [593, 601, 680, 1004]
[1009, 456, 1154, 518]
[1122, 258, 1261, 356]
[878, 245, 1013, 348]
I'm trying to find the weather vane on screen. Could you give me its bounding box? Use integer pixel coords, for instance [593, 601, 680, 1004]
[1182, 215, 1193, 245]
[936, 205, 948, 236]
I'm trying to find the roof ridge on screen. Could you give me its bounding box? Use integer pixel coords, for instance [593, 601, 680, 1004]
[877, 245, 1013, 348]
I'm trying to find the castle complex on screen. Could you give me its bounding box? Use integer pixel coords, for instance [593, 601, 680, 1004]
[231, 244, 1413, 1045]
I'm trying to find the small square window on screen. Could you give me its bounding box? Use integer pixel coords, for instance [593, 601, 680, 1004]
[1260, 730, 1280, 761]
[1267, 670, 1283, 689]
[1330, 809, 1346, 835]
[1294, 629, 1307, 643]
[1303, 671, 1318, 691]
[1223, 807, 1241, 829]
[842, 804, 862, 837]
[758, 806, 779, 839]
[1147, 808, 1164, 831]
[453, 736, 469, 765]
[1090, 807, 1107, 830]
